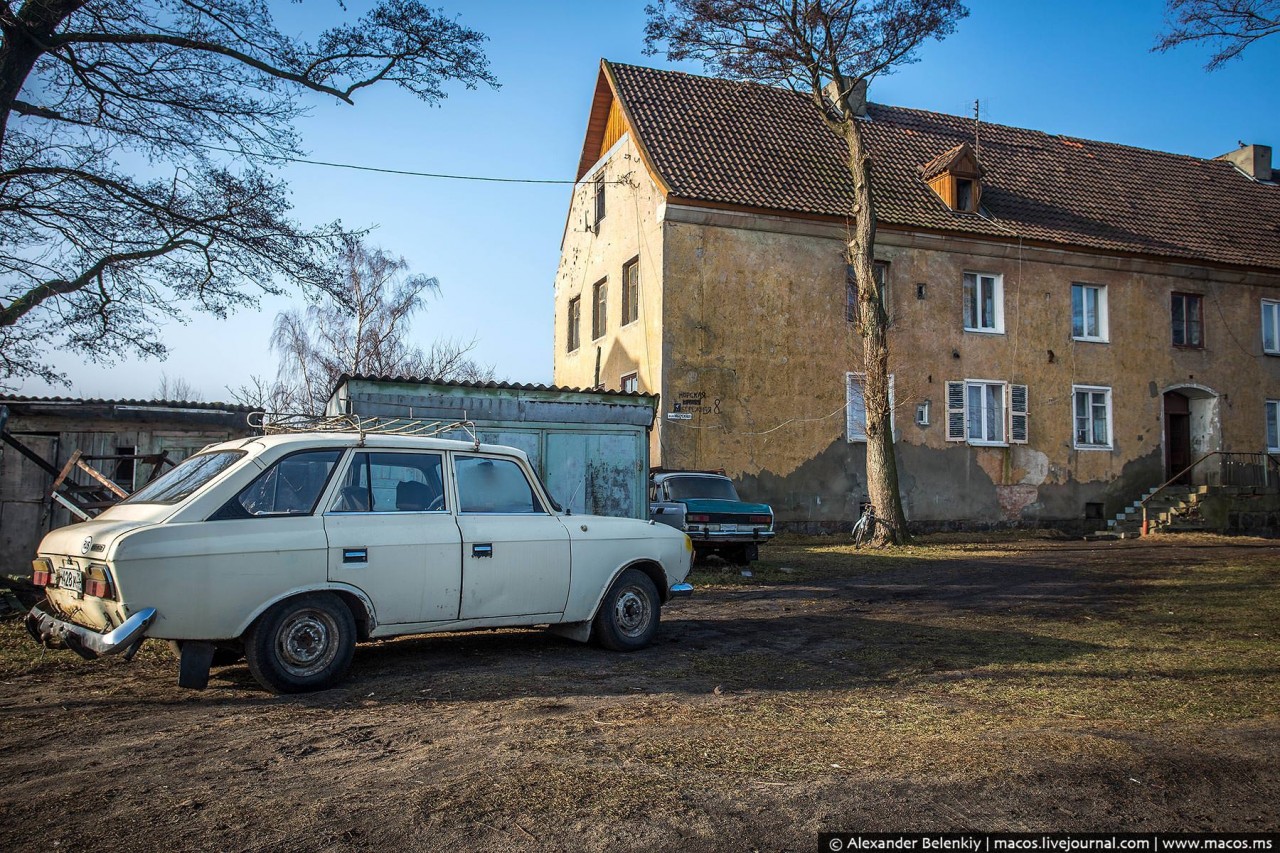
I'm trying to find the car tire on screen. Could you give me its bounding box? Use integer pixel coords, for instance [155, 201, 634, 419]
[593, 568, 661, 652]
[244, 593, 356, 694]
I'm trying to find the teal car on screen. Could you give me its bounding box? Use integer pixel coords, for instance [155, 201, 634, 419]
[649, 471, 775, 565]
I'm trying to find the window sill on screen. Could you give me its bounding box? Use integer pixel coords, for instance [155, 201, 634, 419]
[1172, 343, 1205, 350]
[1072, 336, 1109, 344]
[1264, 349, 1280, 357]
[1074, 444, 1113, 451]
[967, 440, 1008, 448]
[963, 327, 1005, 336]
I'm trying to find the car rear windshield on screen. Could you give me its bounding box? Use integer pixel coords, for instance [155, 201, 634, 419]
[121, 450, 246, 505]
[665, 476, 739, 502]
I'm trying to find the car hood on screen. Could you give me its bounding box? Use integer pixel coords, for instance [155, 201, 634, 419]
[675, 498, 772, 515]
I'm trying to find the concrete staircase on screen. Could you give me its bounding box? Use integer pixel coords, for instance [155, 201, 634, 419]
[1090, 485, 1210, 539]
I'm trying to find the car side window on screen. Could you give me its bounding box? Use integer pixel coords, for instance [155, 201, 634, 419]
[330, 452, 447, 513]
[455, 456, 543, 514]
[211, 449, 342, 519]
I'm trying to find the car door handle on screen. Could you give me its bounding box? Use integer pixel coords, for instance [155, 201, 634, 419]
[472, 543, 493, 558]
[342, 548, 368, 564]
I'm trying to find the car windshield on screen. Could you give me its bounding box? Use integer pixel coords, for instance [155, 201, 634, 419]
[665, 476, 739, 502]
[121, 450, 246, 505]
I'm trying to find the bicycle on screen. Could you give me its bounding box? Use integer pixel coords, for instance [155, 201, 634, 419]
[851, 503, 876, 549]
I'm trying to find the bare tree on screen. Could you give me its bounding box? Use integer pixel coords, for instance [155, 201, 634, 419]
[1155, 0, 1280, 69]
[645, 0, 966, 545]
[0, 0, 496, 388]
[269, 237, 495, 415]
[155, 372, 202, 402]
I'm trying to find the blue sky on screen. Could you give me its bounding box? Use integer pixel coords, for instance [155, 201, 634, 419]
[18, 0, 1279, 402]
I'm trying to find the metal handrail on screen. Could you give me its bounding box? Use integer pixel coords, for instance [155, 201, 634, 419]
[1138, 451, 1280, 534]
[247, 411, 479, 448]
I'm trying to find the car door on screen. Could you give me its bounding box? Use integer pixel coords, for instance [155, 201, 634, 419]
[452, 453, 571, 620]
[323, 450, 462, 625]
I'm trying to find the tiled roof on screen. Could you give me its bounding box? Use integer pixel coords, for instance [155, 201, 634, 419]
[605, 62, 1280, 272]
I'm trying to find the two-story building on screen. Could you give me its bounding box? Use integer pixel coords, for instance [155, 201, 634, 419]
[553, 60, 1280, 532]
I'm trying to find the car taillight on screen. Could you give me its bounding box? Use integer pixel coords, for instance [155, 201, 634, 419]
[85, 577, 114, 598]
[749, 515, 772, 524]
[31, 558, 52, 587]
[687, 514, 710, 523]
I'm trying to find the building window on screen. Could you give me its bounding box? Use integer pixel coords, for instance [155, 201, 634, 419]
[1171, 292, 1203, 348]
[955, 178, 974, 212]
[621, 372, 639, 394]
[592, 280, 607, 340]
[622, 258, 639, 325]
[1073, 386, 1112, 449]
[112, 445, 136, 492]
[962, 272, 1003, 333]
[593, 171, 606, 227]
[1072, 283, 1108, 342]
[847, 261, 888, 325]
[567, 297, 580, 352]
[1268, 401, 1280, 453]
[1262, 300, 1280, 355]
[846, 372, 894, 442]
[946, 380, 1028, 445]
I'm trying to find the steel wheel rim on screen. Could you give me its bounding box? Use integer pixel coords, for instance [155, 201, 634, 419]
[613, 586, 652, 638]
[276, 609, 340, 677]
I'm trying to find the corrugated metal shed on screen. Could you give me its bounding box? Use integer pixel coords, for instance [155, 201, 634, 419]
[328, 376, 658, 519]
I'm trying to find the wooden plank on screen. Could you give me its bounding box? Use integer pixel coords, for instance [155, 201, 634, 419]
[0, 501, 46, 573]
[74, 458, 128, 498]
[49, 449, 83, 498]
[0, 431, 63, 477]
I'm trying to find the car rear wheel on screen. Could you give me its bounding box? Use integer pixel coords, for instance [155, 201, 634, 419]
[593, 568, 660, 651]
[245, 593, 356, 694]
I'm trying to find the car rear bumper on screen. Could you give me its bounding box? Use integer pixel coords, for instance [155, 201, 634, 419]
[688, 530, 775, 546]
[26, 600, 157, 661]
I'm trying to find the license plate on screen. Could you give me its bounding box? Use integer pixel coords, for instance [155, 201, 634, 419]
[57, 568, 84, 596]
[720, 523, 738, 533]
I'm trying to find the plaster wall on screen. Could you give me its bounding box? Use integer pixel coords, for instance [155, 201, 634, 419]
[651, 211, 1280, 528]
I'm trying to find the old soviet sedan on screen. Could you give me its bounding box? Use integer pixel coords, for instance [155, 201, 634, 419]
[27, 432, 694, 693]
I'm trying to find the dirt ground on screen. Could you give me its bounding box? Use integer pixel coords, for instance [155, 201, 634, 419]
[0, 535, 1277, 852]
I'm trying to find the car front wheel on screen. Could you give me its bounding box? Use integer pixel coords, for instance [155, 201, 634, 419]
[593, 568, 661, 651]
[245, 593, 356, 694]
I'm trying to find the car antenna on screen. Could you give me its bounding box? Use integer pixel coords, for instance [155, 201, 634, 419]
[564, 477, 586, 515]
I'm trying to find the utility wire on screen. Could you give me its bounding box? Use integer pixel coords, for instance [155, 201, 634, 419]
[197, 143, 594, 185]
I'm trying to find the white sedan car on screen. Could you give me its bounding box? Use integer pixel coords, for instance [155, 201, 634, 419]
[26, 432, 694, 693]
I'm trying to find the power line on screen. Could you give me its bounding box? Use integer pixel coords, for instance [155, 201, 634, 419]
[197, 143, 586, 184]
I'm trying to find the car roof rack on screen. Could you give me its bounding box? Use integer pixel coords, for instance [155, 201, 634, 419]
[247, 411, 480, 449]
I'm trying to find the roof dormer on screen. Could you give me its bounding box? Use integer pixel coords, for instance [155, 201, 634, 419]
[922, 142, 984, 213]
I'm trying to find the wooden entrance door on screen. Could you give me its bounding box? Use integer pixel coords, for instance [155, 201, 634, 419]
[1164, 391, 1192, 483]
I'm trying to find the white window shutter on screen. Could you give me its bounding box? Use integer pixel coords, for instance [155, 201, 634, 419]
[946, 381, 966, 442]
[1009, 383, 1029, 444]
[846, 372, 867, 442]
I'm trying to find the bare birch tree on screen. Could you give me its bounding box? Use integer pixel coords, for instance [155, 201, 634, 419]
[645, 0, 967, 544]
[267, 237, 494, 415]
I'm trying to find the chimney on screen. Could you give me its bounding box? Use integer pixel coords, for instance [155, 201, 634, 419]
[823, 78, 868, 119]
[1216, 143, 1272, 182]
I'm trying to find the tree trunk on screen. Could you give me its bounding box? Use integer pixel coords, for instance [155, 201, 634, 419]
[0, 0, 86, 157]
[842, 117, 910, 546]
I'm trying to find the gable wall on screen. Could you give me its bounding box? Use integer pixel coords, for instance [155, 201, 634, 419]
[553, 132, 667, 461]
